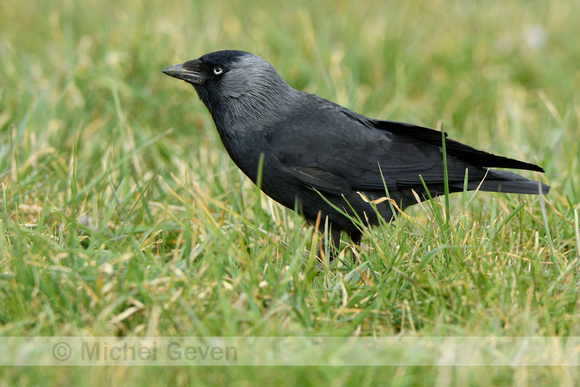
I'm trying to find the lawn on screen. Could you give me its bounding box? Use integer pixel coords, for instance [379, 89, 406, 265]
[1, 0, 579, 385]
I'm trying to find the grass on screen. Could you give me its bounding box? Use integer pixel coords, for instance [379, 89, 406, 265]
[1, 0, 579, 384]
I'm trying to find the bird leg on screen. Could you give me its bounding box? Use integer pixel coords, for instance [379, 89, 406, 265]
[348, 230, 362, 246]
[317, 227, 362, 265]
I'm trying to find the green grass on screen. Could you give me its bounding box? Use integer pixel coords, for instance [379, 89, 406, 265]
[1, 0, 579, 384]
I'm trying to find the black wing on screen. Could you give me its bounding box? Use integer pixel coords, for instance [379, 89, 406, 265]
[267, 94, 546, 195]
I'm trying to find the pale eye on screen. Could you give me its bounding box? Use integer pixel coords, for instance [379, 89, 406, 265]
[213, 66, 223, 75]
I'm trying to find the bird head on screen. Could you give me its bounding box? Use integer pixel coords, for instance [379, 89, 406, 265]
[163, 51, 296, 122]
[163, 50, 254, 88]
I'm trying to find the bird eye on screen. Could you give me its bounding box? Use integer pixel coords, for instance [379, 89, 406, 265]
[213, 66, 223, 75]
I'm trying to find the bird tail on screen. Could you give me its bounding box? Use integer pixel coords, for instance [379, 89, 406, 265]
[450, 169, 550, 195]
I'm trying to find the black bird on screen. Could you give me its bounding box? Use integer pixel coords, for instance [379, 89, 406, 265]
[162, 50, 549, 257]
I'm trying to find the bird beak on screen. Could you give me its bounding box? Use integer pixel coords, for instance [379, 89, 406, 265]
[162, 60, 206, 85]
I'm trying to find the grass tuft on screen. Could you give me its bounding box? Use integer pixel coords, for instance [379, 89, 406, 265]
[1, 0, 579, 384]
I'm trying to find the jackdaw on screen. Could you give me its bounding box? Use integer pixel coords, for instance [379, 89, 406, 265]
[162, 50, 549, 257]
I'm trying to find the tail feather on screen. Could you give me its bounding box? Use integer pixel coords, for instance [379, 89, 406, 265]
[450, 169, 550, 195]
[374, 119, 546, 173]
